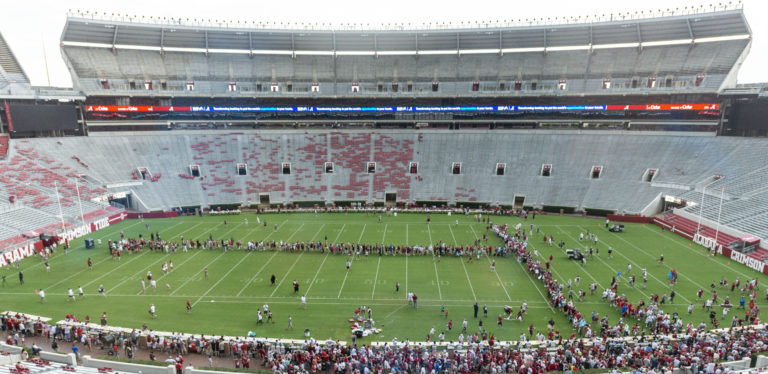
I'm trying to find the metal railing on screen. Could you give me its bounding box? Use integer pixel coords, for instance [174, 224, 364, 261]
[66, 2, 743, 32]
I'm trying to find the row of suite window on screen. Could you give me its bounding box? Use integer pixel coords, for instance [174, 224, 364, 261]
[98, 75, 704, 92]
[169, 164, 656, 180]
[228, 163, 613, 178]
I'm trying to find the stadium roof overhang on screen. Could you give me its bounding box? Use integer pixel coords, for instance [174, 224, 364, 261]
[61, 9, 751, 56]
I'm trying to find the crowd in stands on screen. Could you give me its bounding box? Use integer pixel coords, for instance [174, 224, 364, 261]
[4, 311, 768, 373]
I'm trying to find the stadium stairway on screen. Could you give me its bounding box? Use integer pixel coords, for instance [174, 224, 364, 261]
[0, 135, 8, 159]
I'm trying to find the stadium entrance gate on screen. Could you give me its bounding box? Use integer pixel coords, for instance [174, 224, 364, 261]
[259, 193, 270, 207]
[385, 192, 397, 207]
[513, 195, 526, 210]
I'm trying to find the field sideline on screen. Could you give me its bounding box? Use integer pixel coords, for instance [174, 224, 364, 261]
[1, 212, 765, 342]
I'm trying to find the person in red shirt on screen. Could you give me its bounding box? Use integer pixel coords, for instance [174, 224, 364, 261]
[186, 300, 192, 314]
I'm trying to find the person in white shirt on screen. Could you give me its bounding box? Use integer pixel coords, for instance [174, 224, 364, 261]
[39, 289, 46, 303]
[149, 304, 156, 318]
[67, 288, 75, 301]
[301, 295, 306, 309]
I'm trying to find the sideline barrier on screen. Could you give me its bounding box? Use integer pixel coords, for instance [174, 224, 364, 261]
[755, 355, 768, 369]
[606, 214, 653, 223]
[722, 358, 751, 370]
[38, 351, 77, 366]
[126, 212, 178, 219]
[653, 217, 768, 276]
[82, 355, 175, 374]
[0, 342, 23, 355]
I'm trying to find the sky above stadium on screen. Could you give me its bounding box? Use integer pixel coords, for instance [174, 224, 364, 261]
[1, 0, 764, 88]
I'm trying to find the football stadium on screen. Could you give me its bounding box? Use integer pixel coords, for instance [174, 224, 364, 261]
[2, 2, 768, 372]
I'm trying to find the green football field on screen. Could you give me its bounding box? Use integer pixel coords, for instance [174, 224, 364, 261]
[2, 212, 765, 343]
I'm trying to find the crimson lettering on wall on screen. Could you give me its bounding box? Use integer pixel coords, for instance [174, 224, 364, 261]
[0, 244, 37, 267]
[0, 211, 126, 268]
[730, 250, 767, 273]
[693, 234, 723, 253]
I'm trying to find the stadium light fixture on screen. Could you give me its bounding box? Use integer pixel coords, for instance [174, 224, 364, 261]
[418, 50, 458, 55]
[501, 47, 546, 53]
[335, 51, 376, 56]
[694, 34, 750, 43]
[294, 51, 335, 56]
[377, 50, 418, 56]
[592, 42, 640, 50]
[641, 39, 692, 47]
[545, 45, 590, 52]
[460, 49, 502, 55]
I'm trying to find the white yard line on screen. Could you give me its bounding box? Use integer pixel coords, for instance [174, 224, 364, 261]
[460, 259, 477, 301]
[304, 253, 330, 296]
[449, 224, 477, 301]
[285, 223, 305, 242]
[170, 251, 227, 295]
[111, 253, 172, 292]
[518, 260, 556, 313]
[574, 225, 693, 304]
[270, 253, 304, 297]
[427, 223, 433, 245]
[382, 224, 388, 244]
[641, 224, 754, 281]
[334, 224, 346, 242]
[229, 222, 285, 296]
[406, 224, 409, 245]
[337, 251, 356, 299]
[0, 291, 548, 304]
[79, 252, 146, 289]
[310, 224, 326, 241]
[193, 251, 253, 307]
[469, 223, 552, 310]
[106, 221, 209, 292]
[84, 221, 206, 289]
[405, 251, 409, 296]
[43, 220, 182, 291]
[383, 304, 407, 320]
[236, 251, 278, 296]
[447, 224, 458, 244]
[357, 224, 367, 243]
[552, 226, 612, 290]
[433, 260, 443, 300]
[163, 222, 245, 296]
[137, 249, 205, 295]
[371, 257, 381, 299]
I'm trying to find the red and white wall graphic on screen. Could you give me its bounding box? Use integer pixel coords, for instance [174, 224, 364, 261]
[0, 211, 126, 267]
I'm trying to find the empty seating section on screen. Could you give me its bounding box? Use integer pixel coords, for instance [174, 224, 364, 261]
[0, 206, 67, 249]
[0, 32, 29, 83]
[61, 42, 747, 96]
[372, 135, 413, 201]
[192, 134, 242, 201]
[243, 134, 284, 202]
[1, 132, 767, 245]
[0, 360, 100, 374]
[0, 140, 117, 249]
[329, 133, 371, 200]
[290, 134, 328, 201]
[662, 213, 739, 248]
